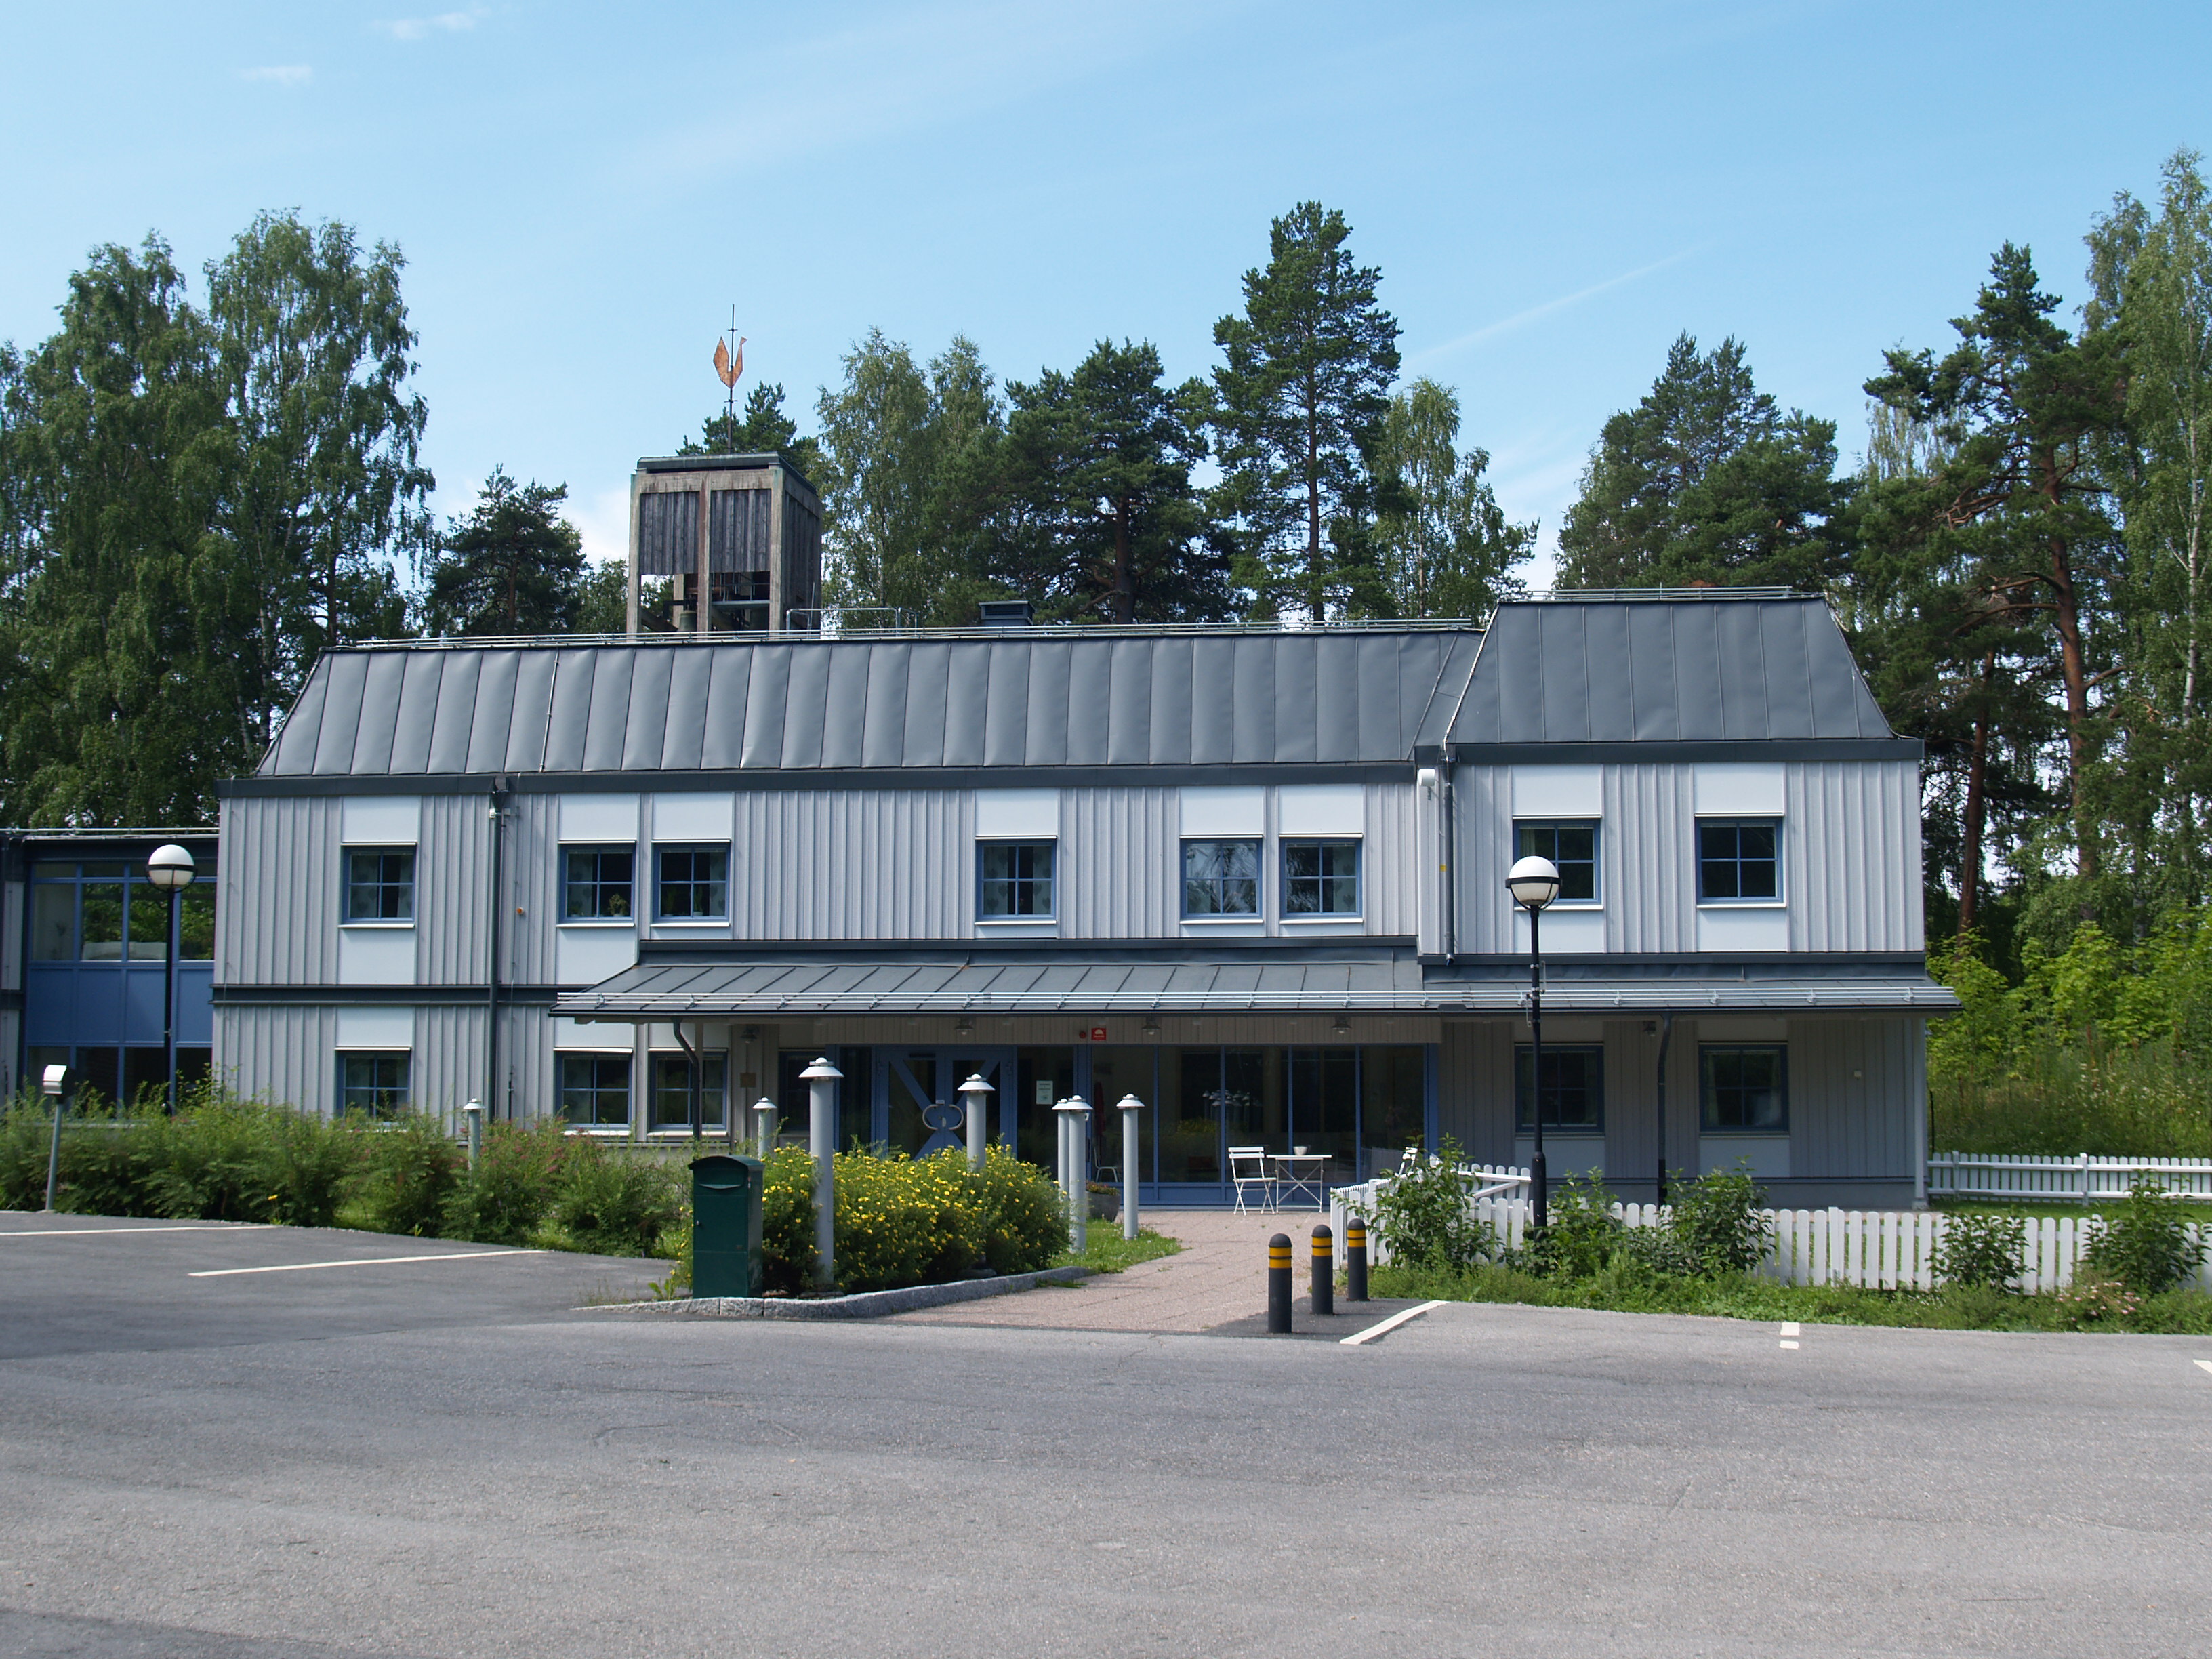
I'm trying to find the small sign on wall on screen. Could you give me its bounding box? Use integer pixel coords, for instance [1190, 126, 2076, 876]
[1034, 1080, 1056, 1105]
[1080, 1025, 1107, 1042]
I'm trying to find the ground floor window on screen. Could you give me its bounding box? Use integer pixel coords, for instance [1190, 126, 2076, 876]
[1515, 1044, 1604, 1134]
[649, 1051, 729, 1131]
[1700, 1045, 1788, 1131]
[338, 1052, 411, 1118]
[561, 1053, 632, 1127]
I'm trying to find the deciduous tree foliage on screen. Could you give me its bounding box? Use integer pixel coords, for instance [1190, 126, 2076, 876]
[1372, 377, 1533, 619]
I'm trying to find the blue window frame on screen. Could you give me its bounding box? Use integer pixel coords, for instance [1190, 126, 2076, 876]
[562, 846, 635, 919]
[344, 848, 415, 922]
[655, 844, 729, 920]
[1283, 840, 1360, 915]
[1183, 839, 1260, 916]
[338, 1052, 411, 1118]
[979, 841, 1056, 918]
[1698, 819, 1780, 901]
[561, 1053, 632, 1126]
[650, 1052, 729, 1130]
[1514, 1044, 1604, 1134]
[1700, 1046, 1788, 1131]
[1514, 820, 1599, 903]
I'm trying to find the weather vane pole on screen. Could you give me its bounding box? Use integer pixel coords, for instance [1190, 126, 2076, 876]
[712, 306, 745, 445]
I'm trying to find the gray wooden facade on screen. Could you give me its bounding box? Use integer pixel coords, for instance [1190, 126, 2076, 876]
[212, 592, 1955, 1205]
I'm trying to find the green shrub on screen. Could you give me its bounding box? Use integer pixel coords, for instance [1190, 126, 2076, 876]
[1357, 1136, 1497, 1272]
[2082, 1178, 2207, 1294]
[972, 1143, 1068, 1275]
[1664, 1162, 1774, 1275]
[1933, 1211, 2028, 1291]
[1520, 1170, 1624, 1279]
[544, 1140, 685, 1256]
[354, 1115, 464, 1237]
[832, 1147, 985, 1292]
[760, 1145, 819, 1292]
[443, 1118, 570, 1245]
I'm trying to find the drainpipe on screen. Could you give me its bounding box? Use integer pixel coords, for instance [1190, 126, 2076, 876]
[1441, 752, 1457, 962]
[486, 781, 507, 1120]
[673, 1019, 701, 1143]
[1654, 1012, 1673, 1206]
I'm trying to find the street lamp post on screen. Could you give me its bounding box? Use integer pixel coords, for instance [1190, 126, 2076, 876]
[1507, 854, 1561, 1232]
[146, 845, 195, 1114]
[800, 1056, 843, 1290]
[958, 1071, 994, 1174]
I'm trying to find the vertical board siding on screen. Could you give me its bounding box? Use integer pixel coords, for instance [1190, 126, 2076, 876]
[218, 796, 339, 986]
[419, 792, 490, 986]
[733, 788, 966, 940]
[1062, 787, 1176, 938]
[1451, 759, 1920, 956]
[1788, 1016, 1915, 1181]
[213, 1004, 339, 1116]
[1364, 781, 1420, 937]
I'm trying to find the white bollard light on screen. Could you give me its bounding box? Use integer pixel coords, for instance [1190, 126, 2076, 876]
[462, 1098, 485, 1169]
[800, 1057, 843, 1290]
[752, 1099, 777, 1162]
[1055, 1095, 1092, 1255]
[1117, 1094, 1143, 1241]
[958, 1071, 994, 1174]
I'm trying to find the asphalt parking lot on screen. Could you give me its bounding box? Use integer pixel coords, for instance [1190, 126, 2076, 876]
[3, 1212, 2211, 1658]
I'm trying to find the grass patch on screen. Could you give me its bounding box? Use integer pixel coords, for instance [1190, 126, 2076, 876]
[1370, 1260, 2212, 1334]
[1053, 1227, 1181, 1275]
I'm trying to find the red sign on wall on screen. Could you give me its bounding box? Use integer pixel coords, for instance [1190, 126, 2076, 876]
[1086, 1026, 1108, 1042]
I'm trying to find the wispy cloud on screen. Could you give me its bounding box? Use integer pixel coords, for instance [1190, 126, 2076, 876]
[1406, 246, 1708, 369]
[240, 64, 313, 86]
[379, 9, 483, 43]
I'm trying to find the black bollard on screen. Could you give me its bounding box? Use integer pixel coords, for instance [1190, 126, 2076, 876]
[1311, 1223, 1334, 1317]
[1346, 1216, 1369, 1303]
[1267, 1233, 1293, 1334]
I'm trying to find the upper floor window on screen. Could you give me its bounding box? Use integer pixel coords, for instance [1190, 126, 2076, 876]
[1183, 839, 1260, 916]
[1698, 819, 1780, 902]
[338, 1052, 410, 1118]
[1515, 1044, 1605, 1134]
[561, 1053, 632, 1126]
[1514, 821, 1599, 903]
[979, 841, 1055, 918]
[1283, 839, 1360, 915]
[1700, 1045, 1788, 1132]
[344, 848, 415, 922]
[655, 844, 729, 920]
[30, 859, 216, 962]
[563, 846, 635, 920]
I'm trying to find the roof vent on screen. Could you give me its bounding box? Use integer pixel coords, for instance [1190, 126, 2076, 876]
[977, 600, 1036, 629]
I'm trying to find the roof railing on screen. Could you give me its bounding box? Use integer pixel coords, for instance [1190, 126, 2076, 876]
[342, 616, 1490, 651]
[1536, 586, 1801, 602]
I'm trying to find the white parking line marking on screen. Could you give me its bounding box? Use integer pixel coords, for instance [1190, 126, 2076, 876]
[190, 1249, 541, 1278]
[1779, 1339, 1801, 1350]
[2196, 1360, 2212, 1378]
[1340, 1300, 1446, 1346]
[0, 1225, 278, 1240]
[1780, 1322, 1801, 1336]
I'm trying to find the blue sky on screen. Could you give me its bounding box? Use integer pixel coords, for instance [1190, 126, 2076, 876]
[3, 2, 2205, 581]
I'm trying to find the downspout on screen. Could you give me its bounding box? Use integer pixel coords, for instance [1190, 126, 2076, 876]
[1654, 1012, 1673, 1206]
[672, 1019, 701, 1144]
[1441, 752, 1456, 963]
[486, 781, 507, 1120]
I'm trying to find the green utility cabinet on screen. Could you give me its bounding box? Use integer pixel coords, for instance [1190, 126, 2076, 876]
[690, 1153, 765, 1298]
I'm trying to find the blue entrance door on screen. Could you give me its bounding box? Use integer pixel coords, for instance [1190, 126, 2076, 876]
[872, 1048, 1019, 1156]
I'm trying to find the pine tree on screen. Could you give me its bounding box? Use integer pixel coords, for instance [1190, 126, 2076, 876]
[424, 469, 586, 636]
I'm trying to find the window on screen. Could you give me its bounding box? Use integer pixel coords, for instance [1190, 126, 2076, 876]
[338, 1052, 411, 1118]
[1283, 840, 1361, 915]
[1514, 821, 1599, 903]
[561, 1054, 632, 1126]
[1514, 1044, 1604, 1134]
[31, 858, 220, 960]
[563, 846, 635, 919]
[345, 848, 415, 922]
[650, 1052, 729, 1130]
[979, 840, 1055, 918]
[655, 844, 729, 920]
[1698, 819, 1780, 901]
[1183, 839, 1260, 916]
[1700, 1046, 1788, 1132]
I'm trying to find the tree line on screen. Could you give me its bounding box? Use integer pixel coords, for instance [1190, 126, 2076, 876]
[5, 160, 2210, 979]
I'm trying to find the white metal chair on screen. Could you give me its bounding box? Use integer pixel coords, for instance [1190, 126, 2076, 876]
[1227, 1145, 1277, 1214]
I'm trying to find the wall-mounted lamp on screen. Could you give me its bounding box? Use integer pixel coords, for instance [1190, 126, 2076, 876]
[1141, 1016, 1160, 1038]
[1331, 1015, 1351, 1036]
[955, 1017, 975, 1037]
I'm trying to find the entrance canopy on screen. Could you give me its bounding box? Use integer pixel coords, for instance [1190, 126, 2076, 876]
[554, 954, 1961, 1020]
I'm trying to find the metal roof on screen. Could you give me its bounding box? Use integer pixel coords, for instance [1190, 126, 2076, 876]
[1448, 596, 1893, 745]
[249, 593, 1903, 782]
[255, 629, 1481, 779]
[554, 957, 1959, 1018]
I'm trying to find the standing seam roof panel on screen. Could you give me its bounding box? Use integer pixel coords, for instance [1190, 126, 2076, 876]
[1190, 639, 1232, 763]
[1761, 605, 1818, 739]
[1314, 635, 1362, 760]
[463, 651, 521, 773]
[1715, 602, 1767, 739]
[819, 647, 870, 769]
[859, 642, 910, 769]
[389, 653, 444, 773]
[1626, 604, 1680, 740]
[503, 649, 558, 773]
[540, 651, 594, 773]
[659, 648, 712, 770]
[271, 660, 331, 775]
[1066, 641, 1110, 764]
[901, 643, 951, 767]
[1538, 607, 1594, 741]
[350, 652, 408, 774]
[1025, 641, 1071, 766]
[1356, 636, 1408, 757]
[943, 644, 991, 766]
[621, 649, 674, 769]
[738, 648, 791, 768]
[1230, 637, 1275, 763]
[1106, 640, 1153, 766]
[779, 644, 832, 769]
[1670, 607, 1723, 741]
[308, 653, 369, 775]
[423, 653, 481, 772]
[1579, 607, 1633, 741]
[982, 644, 1030, 767]
[580, 647, 635, 771]
[699, 647, 751, 769]
[1275, 638, 1318, 763]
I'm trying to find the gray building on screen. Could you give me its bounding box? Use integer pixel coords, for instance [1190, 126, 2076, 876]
[211, 581, 1954, 1207]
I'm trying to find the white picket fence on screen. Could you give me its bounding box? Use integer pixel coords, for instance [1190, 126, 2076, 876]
[1927, 1151, 2212, 1204]
[1330, 1167, 2212, 1292]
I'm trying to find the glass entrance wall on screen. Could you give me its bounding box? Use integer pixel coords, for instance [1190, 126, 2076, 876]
[1088, 1044, 1432, 1197]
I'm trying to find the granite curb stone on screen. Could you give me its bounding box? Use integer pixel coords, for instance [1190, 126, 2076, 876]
[582, 1265, 1092, 1319]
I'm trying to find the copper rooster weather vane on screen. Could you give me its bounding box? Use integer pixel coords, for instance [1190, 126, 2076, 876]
[713, 306, 745, 432]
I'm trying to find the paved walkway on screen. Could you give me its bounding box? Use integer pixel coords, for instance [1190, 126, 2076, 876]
[890, 1206, 1340, 1333]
